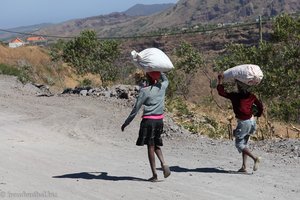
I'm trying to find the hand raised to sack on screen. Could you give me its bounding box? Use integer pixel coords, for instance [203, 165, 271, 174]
[218, 73, 224, 80]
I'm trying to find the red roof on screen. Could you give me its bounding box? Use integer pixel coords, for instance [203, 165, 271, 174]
[10, 37, 24, 43]
[27, 36, 46, 41]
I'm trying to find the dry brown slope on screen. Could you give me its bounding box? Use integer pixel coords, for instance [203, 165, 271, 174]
[0, 45, 101, 91]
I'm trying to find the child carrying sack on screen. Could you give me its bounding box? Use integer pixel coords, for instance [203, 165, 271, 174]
[131, 48, 174, 72]
[223, 64, 263, 86]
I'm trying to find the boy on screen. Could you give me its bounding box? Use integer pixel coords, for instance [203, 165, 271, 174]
[217, 74, 263, 172]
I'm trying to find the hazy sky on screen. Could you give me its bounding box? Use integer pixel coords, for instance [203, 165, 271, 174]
[1, 0, 179, 29]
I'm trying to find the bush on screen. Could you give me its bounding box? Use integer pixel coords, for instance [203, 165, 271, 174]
[50, 30, 121, 86]
[0, 63, 30, 83]
[167, 42, 204, 99]
[80, 78, 92, 87]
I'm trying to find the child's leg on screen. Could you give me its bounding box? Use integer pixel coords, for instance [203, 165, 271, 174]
[235, 120, 261, 171]
[155, 146, 171, 178]
[241, 151, 247, 170]
[242, 147, 260, 171]
[235, 121, 253, 170]
[242, 147, 256, 161]
[241, 135, 260, 171]
[147, 145, 157, 180]
[154, 146, 166, 166]
[241, 135, 251, 170]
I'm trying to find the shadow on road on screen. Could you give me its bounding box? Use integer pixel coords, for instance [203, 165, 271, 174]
[169, 166, 229, 173]
[168, 166, 253, 175]
[53, 172, 146, 181]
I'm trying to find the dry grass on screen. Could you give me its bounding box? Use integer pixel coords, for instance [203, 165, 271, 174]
[0, 45, 50, 66]
[0, 45, 101, 92]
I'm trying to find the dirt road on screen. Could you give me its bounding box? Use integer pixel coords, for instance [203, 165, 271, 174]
[0, 75, 299, 200]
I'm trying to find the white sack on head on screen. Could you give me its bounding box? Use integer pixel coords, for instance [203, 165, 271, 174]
[131, 48, 174, 72]
[223, 64, 263, 86]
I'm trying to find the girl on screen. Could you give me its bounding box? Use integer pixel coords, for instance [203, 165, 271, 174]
[121, 71, 171, 182]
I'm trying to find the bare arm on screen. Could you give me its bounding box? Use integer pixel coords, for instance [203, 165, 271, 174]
[121, 89, 146, 131]
[216, 73, 230, 98]
[254, 97, 264, 117]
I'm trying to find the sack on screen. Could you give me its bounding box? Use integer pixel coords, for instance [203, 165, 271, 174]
[131, 48, 174, 72]
[223, 64, 263, 86]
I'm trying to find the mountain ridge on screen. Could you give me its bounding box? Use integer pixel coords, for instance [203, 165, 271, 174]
[0, 3, 174, 41]
[124, 3, 175, 16]
[1, 0, 300, 40]
[36, 0, 300, 38]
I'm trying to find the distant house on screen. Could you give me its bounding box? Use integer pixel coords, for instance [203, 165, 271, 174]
[9, 37, 25, 48]
[26, 36, 47, 46]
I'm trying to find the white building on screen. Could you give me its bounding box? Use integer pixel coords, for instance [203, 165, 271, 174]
[9, 37, 25, 48]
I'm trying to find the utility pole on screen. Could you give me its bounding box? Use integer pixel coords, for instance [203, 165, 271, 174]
[259, 15, 263, 44]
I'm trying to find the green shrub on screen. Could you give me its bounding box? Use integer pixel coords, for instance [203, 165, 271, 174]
[50, 30, 121, 86]
[80, 78, 92, 87]
[0, 63, 30, 83]
[166, 97, 192, 117]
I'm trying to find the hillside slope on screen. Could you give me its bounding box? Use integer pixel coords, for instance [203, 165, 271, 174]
[0, 45, 101, 91]
[0, 3, 173, 41]
[36, 0, 300, 38]
[0, 23, 52, 41]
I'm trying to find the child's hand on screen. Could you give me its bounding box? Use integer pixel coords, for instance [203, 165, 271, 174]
[218, 73, 224, 84]
[218, 73, 224, 81]
[121, 124, 127, 132]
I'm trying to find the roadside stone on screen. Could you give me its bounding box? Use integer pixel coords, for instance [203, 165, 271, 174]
[80, 90, 88, 96]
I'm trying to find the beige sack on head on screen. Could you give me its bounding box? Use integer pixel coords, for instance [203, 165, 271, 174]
[131, 48, 174, 72]
[223, 64, 263, 86]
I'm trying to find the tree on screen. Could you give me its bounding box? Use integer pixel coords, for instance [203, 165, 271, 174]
[49, 39, 65, 62]
[272, 13, 300, 42]
[168, 42, 204, 99]
[52, 30, 120, 85]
